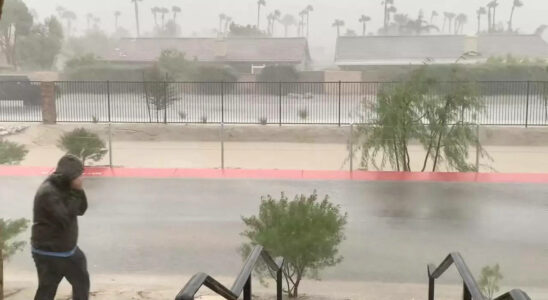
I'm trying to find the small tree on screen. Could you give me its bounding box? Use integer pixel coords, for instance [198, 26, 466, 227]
[1, 218, 30, 300]
[241, 192, 347, 298]
[0, 139, 28, 165]
[478, 264, 503, 300]
[57, 128, 107, 166]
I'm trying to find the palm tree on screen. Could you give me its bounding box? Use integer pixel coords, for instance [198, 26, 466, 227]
[172, 6, 181, 22]
[280, 14, 297, 37]
[131, 0, 143, 37]
[332, 19, 345, 37]
[270, 10, 281, 35]
[160, 7, 170, 28]
[151, 7, 160, 27]
[431, 10, 439, 24]
[257, 0, 266, 29]
[359, 15, 371, 36]
[114, 11, 121, 30]
[447, 13, 456, 33]
[387, 6, 397, 25]
[61, 10, 77, 36]
[224, 16, 233, 34]
[298, 9, 307, 36]
[487, 0, 498, 32]
[305, 5, 314, 38]
[382, 0, 395, 31]
[508, 0, 523, 32]
[455, 13, 468, 34]
[476, 7, 486, 34]
[219, 14, 227, 35]
[86, 13, 94, 31]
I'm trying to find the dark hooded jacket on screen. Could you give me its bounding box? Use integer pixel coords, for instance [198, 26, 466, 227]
[31, 155, 87, 252]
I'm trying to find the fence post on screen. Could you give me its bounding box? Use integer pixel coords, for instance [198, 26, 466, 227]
[525, 81, 530, 128]
[475, 124, 480, 173]
[276, 266, 283, 300]
[108, 123, 113, 168]
[428, 277, 435, 300]
[220, 122, 225, 170]
[40, 82, 57, 124]
[279, 82, 282, 126]
[222, 82, 226, 124]
[243, 276, 252, 300]
[338, 80, 342, 126]
[107, 81, 111, 123]
[349, 123, 354, 172]
[164, 75, 168, 124]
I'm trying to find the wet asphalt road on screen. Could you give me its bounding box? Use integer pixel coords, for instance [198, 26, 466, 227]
[1, 176, 547, 287]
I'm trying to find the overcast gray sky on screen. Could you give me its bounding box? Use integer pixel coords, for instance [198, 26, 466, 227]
[22, 0, 548, 61]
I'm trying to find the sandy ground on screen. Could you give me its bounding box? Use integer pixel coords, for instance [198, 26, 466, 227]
[2, 123, 548, 172]
[5, 271, 548, 300]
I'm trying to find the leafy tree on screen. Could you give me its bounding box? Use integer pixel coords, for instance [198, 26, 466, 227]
[18, 16, 64, 69]
[0, 0, 33, 67]
[257, 65, 299, 94]
[57, 128, 107, 165]
[0, 139, 28, 165]
[1, 218, 30, 300]
[157, 49, 192, 80]
[280, 14, 297, 37]
[241, 192, 347, 298]
[228, 23, 266, 37]
[478, 264, 503, 300]
[355, 65, 488, 172]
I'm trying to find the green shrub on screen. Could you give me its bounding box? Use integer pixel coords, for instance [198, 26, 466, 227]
[57, 128, 107, 166]
[1, 218, 30, 260]
[258, 65, 299, 94]
[0, 140, 28, 165]
[241, 192, 347, 298]
[478, 264, 503, 300]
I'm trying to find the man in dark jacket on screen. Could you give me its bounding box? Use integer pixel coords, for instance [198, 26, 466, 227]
[31, 154, 89, 300]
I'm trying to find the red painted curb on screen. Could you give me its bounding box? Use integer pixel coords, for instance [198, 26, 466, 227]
[1, 166, 548, 183]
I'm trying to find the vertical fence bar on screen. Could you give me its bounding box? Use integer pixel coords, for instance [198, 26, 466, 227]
[276, 267, 283, 300]
[428, 277, 435, 300]
[279, 82, 282, 126]
[349, 123, 354, 172]
[525, 81, 530, 128]
[164, 75, 168, 124]
[476, 124, 480, 172]
[463, 283, 471, 300]
[108, 123, 113, 168]
[338, 81, 342, 126]
[221, 82, 225, 124]
[243, 276, 252, 300]
[220, 122, 225, 170]
[107, 81, 111, 123]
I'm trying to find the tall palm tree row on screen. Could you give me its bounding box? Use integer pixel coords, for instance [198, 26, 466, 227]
[280, 14, 297, 37]
[487, 0, 498, 32]
[304, 5, 313, 38]
[151, 7, 160, 28]
[382, 0, 395, 31]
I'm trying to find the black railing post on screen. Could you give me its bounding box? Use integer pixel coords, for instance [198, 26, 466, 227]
[525, 81, 530, 128]
[107, 81, 111, 123]
[279, 82, 282, 126]
[428, 277, 435, 300]
[243, 276, 252, 300]
[338, 80, 342, 126]
[463, 283, 471, 300]
[276, 267, 283, 300]
[221, 82, 225, 124]
[164, 75, 168, 124]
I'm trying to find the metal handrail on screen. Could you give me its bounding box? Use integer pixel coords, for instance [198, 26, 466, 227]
[428, 252, 530, 300]
[175, 245, 284, 300]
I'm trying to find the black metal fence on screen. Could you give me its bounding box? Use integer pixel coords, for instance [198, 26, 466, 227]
[1, 81, 547, 126]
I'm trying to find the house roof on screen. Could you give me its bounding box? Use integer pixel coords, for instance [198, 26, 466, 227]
[335, 35, 468, 66]
[477, 34, 548, 59]
[106, 37, 311, 64]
